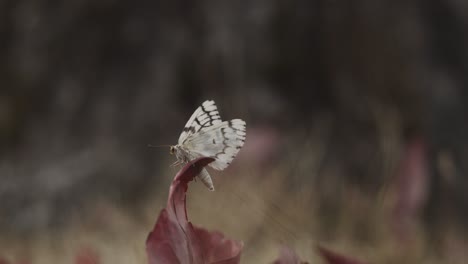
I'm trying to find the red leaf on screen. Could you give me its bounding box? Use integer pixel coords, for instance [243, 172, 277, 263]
[316, 246, 367, 264]
[75, 247, 99, 264]
[146, 157, 243, 264]
[0, 258, 30, 264]
[272, 247, 308, 264]
[0, 259, 30, 264]
[392, 137, 429, 242]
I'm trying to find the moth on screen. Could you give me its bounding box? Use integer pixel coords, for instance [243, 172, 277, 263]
[170, 100, 246, 191]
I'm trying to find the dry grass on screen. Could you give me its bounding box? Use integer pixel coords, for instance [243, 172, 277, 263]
[0, 160, 465, 263]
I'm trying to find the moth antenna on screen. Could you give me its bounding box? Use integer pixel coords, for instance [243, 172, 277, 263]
[148, 144, 171, 148]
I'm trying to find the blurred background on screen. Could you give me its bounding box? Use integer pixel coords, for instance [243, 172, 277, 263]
[1, 0, 468, 263]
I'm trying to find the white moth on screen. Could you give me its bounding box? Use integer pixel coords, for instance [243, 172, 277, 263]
[170, 100, 246, 191]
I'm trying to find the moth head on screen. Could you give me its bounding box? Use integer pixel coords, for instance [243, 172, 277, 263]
[170, 146, 176, 155]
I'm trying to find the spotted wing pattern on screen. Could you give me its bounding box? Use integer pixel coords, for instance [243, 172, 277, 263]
[178, 100, 222, 145]
[183, 119, 246, 170]
[174, 100, 246, 191]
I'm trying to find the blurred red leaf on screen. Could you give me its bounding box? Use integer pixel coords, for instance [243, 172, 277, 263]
[75, 247, 99, 264]
[0, 259, 30, 264]
[272, 247, 308, 264]
[146, 157, 243, 264]
[392, 137, 429, 242]
[0, 258, 30, 264]
[317, 246, 367, 264]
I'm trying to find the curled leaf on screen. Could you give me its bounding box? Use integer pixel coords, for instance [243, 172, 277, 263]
[146, 157, 243, 264]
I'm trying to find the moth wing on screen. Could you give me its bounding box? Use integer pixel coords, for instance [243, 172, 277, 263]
[183, 119, 246, 170]
[178, 100, 222, 145]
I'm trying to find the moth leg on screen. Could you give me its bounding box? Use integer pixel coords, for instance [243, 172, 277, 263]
[171, 160, 181, 167]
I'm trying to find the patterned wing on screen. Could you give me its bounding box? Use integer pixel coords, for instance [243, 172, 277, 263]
[183, 119, 246, 170]
[178, 100, 222, 145]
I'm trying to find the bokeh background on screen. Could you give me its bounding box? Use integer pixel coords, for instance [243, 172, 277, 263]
[1, 0, 468, 263]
